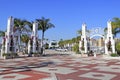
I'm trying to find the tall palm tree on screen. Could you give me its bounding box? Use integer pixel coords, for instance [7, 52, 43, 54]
[36, 17, 55, 54]
[14, 18, 32, 34]
[14, 18, 32, 51]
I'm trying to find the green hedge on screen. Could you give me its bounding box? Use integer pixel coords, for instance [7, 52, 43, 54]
[110, 53, 119, 57]
[116, 42, 120, 56]
[72, 43, 80, 54]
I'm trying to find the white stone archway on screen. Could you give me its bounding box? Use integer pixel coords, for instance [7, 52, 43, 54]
[89, 34, 105, 54]
[79, 21, 116, 55]
[90, 34, 104, 40]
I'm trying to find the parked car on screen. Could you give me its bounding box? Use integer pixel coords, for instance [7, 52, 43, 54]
[55, 48, 68, 52]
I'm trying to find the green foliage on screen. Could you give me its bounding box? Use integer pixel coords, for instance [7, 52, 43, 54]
[21, 34, 30, 44]
[36, 17, 55, 54]
[2, 53, 11, 57]
[58, 36, 81, 48]
[110, 53, 119, 57]
[72, 43, 80, 54]
[45, 43, 49, 49]
[0, 30, 5, 37]
[116, 42, 120, 55]
[116, 42, 120, 51]
[2, 53, 18, 59]
[104, 17, 120, 37]
[111, 17, 120, 37]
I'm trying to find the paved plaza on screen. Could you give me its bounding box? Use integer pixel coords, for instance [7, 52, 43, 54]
[0, 50, 120, 80]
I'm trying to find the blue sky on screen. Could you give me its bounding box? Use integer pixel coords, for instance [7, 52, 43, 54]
[0, 0, 120, 41]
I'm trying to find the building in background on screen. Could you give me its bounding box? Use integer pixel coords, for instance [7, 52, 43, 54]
[49, 40, 59, 49]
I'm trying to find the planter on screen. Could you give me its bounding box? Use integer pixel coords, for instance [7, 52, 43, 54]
[33, 53, 40, 57]
[2, 53, 12, 59]
[2, 53, 18, 59]
[110, 53, 119, 57]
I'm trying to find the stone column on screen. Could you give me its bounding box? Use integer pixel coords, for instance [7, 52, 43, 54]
[5, 16, 14, 53]
[79, 40, 82, 52]
[28, 22, 38, 56]
[79, 23, 88, 53]
[32, 22, 38, 53]
[112, 40, 115, 53]
[28, 39, 32, 55]
[105, 21, 115, 54]
[1, 37, 6, 58]
[105, 40, 108, 54]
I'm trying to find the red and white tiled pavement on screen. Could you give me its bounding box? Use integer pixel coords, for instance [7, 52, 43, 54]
[0, 52, 120, 80]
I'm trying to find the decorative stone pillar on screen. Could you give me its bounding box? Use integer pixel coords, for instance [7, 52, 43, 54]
[1, 16, 16, 59]
[28, 22, 39, 56]
[28, 38, 32, 56]
[32, 22, 38, 53]
[79, 23, 88, 53]
[105, 40, 108, 54]
[6, 17, 16, 53]
[105, 21, 115, 54]
[1, 36, 6, 57]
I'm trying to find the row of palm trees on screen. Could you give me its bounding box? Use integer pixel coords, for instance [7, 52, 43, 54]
[58, 36, 80, 48]
[0, 17, 55, 54]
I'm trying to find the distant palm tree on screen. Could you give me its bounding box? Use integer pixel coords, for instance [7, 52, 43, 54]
[77, 29, 91, 37]
[77, 29, 82, 36]
[76, 36, 81, 43]
[21, 34, 30, 46]
[36, 17, 55, 54]
[0, 30, 5, 37]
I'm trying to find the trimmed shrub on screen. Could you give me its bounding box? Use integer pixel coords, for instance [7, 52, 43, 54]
[116, 42, 120, 56]
[72, 43, 80, 54]
[110, 53, 119, 57]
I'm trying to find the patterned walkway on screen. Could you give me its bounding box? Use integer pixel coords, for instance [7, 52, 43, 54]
[0, 51, 120, 80]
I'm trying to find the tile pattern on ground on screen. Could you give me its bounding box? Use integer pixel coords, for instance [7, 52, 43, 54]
[0, 52, 120, 80]
[79, 72, 116, 80]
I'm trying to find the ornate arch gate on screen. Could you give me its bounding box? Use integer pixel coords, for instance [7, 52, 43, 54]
[79, 21, 115, 55]
[89, 28, 105, 54]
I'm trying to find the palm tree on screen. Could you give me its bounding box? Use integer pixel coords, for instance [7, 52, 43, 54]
[111, 17, 120, 37]
[21, 34, 30, 46]
[104, 18, 120, 37]
[36, 17, 55, 54]
[77, 29, 82, 36]
[77, 29, 91, 36]
[14, 18, 32, 52]
[14, 18, 32, 34]
[0, 30, 5, 37]
[76, 36, 81, 43]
